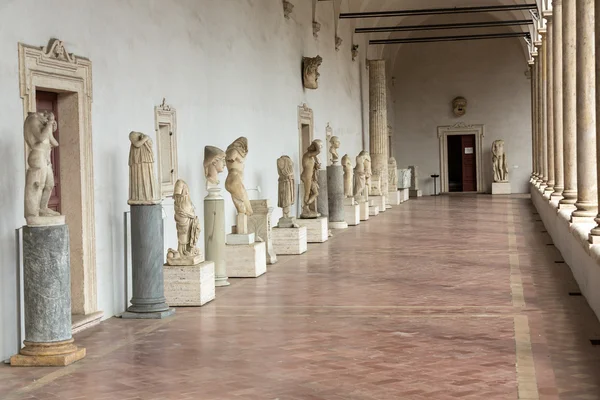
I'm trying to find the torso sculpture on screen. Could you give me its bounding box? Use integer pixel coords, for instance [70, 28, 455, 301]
[329, 136, 340, 165]
[300, 139, 323, 218]
[225, 137, 253, 216]
[353, 153, 366, 201]
[204, 145, 226, 190]
[388, 157, 398, 192]
[342, 154, 353, 198]
[167, 179, 201, 265]
[492, 140, 509, 182]
[24, 111, 61, 222]
[277, 156, 298, 227]
[128, 131, 158, 205]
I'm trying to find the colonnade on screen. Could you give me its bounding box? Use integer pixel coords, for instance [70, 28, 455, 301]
[531, 0, 600, 242]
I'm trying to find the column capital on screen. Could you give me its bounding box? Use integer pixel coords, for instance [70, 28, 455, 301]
[543, 11, 553, 22]
[539, 28, 547, 37]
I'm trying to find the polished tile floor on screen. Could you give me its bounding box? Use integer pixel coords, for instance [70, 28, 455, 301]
[3, 195, 600, 399]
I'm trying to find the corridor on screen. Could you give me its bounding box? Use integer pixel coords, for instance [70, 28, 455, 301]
[2, 195, 600, 400]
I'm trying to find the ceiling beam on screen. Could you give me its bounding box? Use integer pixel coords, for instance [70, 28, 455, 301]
[370, 32, 530, 45]
[356, 19, 533, 34]
[341, 4, 537, 19]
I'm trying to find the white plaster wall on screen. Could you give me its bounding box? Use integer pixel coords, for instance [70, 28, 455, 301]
[390, 38, 532, 195]
[0, 0, 368, 360]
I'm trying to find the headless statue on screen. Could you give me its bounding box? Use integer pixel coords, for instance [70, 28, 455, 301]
[166, 179, 201, 265]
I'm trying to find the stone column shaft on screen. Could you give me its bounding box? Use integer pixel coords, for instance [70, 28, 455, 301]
[561, 0, 578, 206]
[591, 0, 600, 238]
[368, 59, 389, 197]
[553, 1, 565, 197]
[573, 0, 598, 220]
[541, 31, 549, 187]
[532, 54, 540, 179]
[536, 42, 545, 185]
[545, 17, 555, 193]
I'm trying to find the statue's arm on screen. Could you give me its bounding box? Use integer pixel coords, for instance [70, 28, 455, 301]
[131, 134, 150, 148]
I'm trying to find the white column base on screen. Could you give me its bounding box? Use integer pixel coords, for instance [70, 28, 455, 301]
[225, 242, 267, 278]
[298, 217, 329, 243]
[164, 261, 215, 306]
[272, 226, 307, 255]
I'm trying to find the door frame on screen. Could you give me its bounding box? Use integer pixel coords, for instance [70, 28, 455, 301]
[19, 38, 98, 318]
[437, 123, 485, 194]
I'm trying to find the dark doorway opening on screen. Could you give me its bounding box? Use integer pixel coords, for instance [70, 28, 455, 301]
[447, 134, 477, 192]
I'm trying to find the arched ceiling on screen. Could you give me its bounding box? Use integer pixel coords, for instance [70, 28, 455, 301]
[333, 0, 546, 70]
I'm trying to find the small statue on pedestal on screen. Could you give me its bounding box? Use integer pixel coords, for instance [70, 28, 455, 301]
[23, 111, 62, 225]
[342, 154, 354, 200]
[276, 156, 299, 228]
[354, 152, 366, 201]
[225, 137, 253, 234]
[329, 136, 341, 165]
[300, 139, 323, 218]
[166, 179, 202, 265]
[128, 131, 159, 205]
[388, 157, 398, 192]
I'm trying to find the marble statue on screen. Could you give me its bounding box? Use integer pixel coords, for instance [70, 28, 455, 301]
[300, 139, 323, 218]
[166, 179, 201, 265]
[329, 136, 340, 165]
[276, 156, 298, 228]
[128, 131, 159, 205]
[452, 96, 467, 117]
[353, 152, 366, 201]
[492, 139, 509, 182]
[370, 171, 382, 196]
[225, 137, 253, 219]
[303, 55, 322, 90]
[23, 111, 61, 223]
[388, 157, 398, 192]
[342, 154, 354, 198]
[203, 146, 226, 189]
[398, 169, 412, 189]
[360, 151, 372, 198]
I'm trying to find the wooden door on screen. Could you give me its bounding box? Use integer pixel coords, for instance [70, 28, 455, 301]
[35, 91, 61, 213]
[461, 134, 477, 192]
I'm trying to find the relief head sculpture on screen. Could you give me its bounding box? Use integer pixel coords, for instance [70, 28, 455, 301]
[303, 55, 323, 90]
[452, 96, 467, 117]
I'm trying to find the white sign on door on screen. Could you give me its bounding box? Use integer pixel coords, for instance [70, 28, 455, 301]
[464, 147, 474, 154]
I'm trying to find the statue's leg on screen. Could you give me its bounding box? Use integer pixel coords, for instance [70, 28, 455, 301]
[242, 189, 253, 216]
[24, 167, 43, 218]
[302, 179, 311, 204]
[282, 205, 290, 219]
[40, 166, 59, 216]
[232, 196, 245, 214]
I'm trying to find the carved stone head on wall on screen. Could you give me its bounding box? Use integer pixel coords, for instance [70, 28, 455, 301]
[452, 97, 467, 117]
[303, 55, 323, 90]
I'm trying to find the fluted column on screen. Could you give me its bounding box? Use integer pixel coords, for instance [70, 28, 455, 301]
[534, 50, 542, 184]
[552, 1, 564, 198]
[560, 0, 578, 208]
[541, 30, 549, 190]
[368, 59, 389, 198]
[591, 0, 600, 241]
[572, 0, 597, 222]
[545, 13, 556, 195]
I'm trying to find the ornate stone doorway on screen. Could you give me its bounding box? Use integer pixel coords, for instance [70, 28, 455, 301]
[437, 123, 485, 194]
[19, 39, 101, 331]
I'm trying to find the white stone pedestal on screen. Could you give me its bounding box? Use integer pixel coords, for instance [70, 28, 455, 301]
[369, 195, 386, 212]
[272, 226, 307, 255]
[388, 191, 401, 206]
[409, 189, 422, 198]
[369, 205, 380, 216]
[225, 242, 266, 278]
[226, 233, 255, 245]
[164, 261, 215, 306]
[359, 201, 369, 221]
[298, 217, 328, 243]
[344, 204, 360, 226]
[399, 188, 410, 202]
[492, 182, 511, 195]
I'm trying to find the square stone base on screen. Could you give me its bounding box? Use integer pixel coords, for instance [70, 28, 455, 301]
[369, 205, 380, 216]
[345, 204, 360, 226]
[359, 201, 369, 221]
[369, 195, 386, 212]
[409, 189, 422, 198]
[121, 308, 176, 319]
[225, 241, 267, 278]
[164, 261, 215, 306]
[226, 233, 255, 245]
[399, 188, 410, 202]
[492, 182, 512, 195]
[387, 191, 401, 206]
[11, 347, 86, 367]
[298, 217, 329, 243]
[272, 226, 307, 255]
